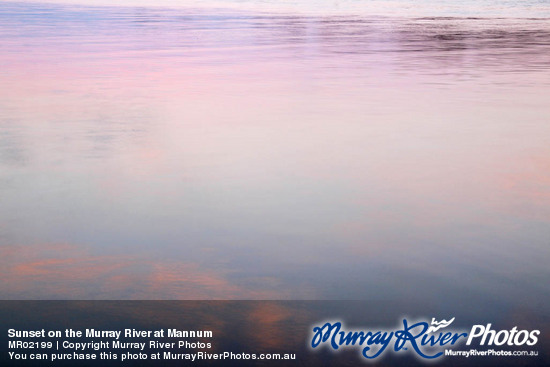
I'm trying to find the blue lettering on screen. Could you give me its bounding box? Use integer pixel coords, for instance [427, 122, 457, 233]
[310, 319, 468, 360]
[311, 322, 341, 349]
[421, 332, 443, 346]
[362, 331, 394, 359]
[339, 331, 368, 346]
[395, 320, 442, 359]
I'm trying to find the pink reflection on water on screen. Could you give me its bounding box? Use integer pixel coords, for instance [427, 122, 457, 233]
[0, 243, 283, 299]
[1, 4, 550, 302]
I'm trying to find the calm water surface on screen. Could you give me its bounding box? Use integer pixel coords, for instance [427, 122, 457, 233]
[0, 1, 549, 317]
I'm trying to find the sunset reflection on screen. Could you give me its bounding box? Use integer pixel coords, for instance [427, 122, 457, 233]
[0, 1, 549, 316]
[0, 244, 281, 299]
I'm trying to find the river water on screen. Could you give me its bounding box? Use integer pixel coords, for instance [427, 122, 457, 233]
[0, 0, 549, 323]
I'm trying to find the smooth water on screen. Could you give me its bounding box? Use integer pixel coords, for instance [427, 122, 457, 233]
[0, 0, 549, 319]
